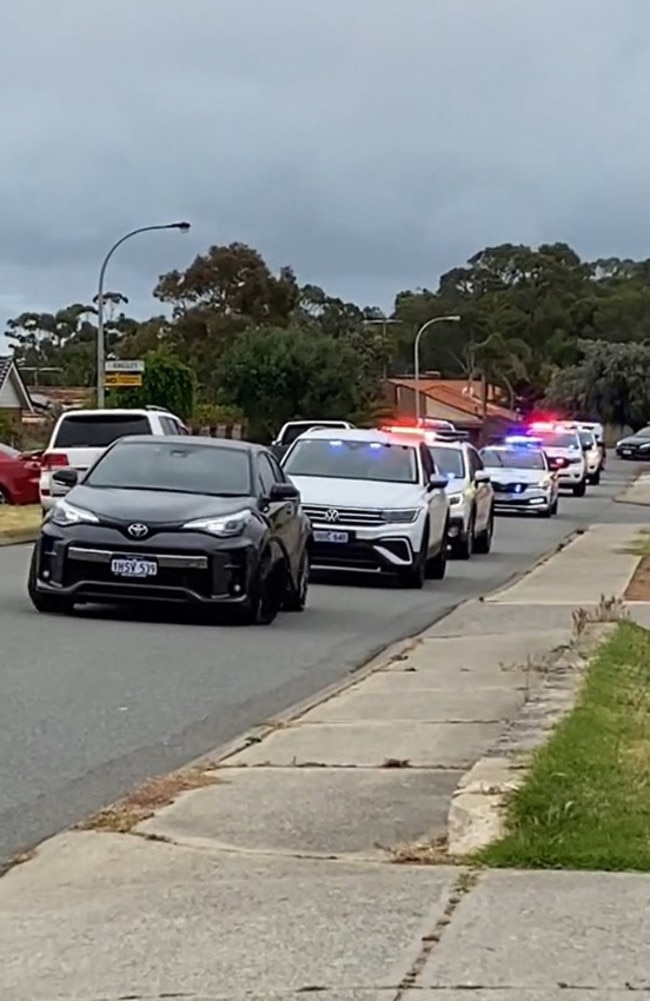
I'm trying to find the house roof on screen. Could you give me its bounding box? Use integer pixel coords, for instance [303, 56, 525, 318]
[0, 356, 34, 411]
[388, 378, 516, 423]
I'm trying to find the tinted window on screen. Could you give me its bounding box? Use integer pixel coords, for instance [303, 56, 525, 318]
[284, 438, 417, 483]
[266, 452, 288, 482]
[160, 417, 179, 435]
[87, 441, 252, 496]
[258, 454, 276, 495]
[481, 448, 546, 470]
[282, 422, 347, 446]
[429, 446, 465, 480]
[54, 414, 151, 449]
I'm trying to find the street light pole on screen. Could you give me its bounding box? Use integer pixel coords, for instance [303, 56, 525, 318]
[413, 315, 461, 423]
[96, 221, 191, 407]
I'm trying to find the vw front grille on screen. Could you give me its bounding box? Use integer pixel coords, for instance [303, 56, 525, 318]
[303, 504, 385, 525]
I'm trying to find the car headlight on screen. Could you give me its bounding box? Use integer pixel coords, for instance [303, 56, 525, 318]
[447, 493, 464, 506]
[51, 499, 99, 526]
[182, 509, 251, 537]
[381, 508, 419, 523]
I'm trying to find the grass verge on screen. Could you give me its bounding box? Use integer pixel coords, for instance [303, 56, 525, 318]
[0, 505, 41, 541]
[478, 621, 650, 871]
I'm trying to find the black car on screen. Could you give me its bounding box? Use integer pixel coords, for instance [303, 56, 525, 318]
[28, 436, 311, 625]
[616, 427, 650, 460]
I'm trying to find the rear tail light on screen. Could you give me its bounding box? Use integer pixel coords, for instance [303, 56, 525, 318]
[42, 452, 69, 468]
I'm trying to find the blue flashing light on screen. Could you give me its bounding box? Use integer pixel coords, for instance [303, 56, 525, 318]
[505, 435, 543, 447]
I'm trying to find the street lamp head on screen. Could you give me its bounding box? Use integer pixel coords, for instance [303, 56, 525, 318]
[171, 221, 191, 232]
[447, 315, 461, 322]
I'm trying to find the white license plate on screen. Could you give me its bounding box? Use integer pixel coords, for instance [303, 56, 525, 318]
[110, 557, 158, 578]
[622, 449, 632, 454]
[314, 530, 349, 544]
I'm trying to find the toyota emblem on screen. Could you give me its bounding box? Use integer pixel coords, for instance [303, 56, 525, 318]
[127, 523, 149, 538]
[324, 509, 340, 523]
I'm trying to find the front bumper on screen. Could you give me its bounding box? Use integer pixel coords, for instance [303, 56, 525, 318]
[32, 524, 260, 606]
[309, 517, 424, 572]
[492, 486, 552, 513]
[617, 446, 650, 459]
[557, 464, 585, 485]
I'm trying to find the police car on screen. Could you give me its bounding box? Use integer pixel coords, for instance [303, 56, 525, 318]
[523, 423, 588, 496]
[480, 436, 559, 517]
[427, 437, 495, 558]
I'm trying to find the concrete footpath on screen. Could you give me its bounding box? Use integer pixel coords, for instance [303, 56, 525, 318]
[2, 522, 650, 999]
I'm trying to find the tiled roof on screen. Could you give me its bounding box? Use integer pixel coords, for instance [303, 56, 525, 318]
[387, 377, 516, 421]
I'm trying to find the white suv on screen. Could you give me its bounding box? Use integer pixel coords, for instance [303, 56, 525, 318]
[39, 407, 187, 511]
[281, 427, 450, 588]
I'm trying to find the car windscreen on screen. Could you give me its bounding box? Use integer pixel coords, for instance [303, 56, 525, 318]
[283, 438, 417, 483]
[636, 427, 650, 438]
[481, 448, 546, 470]
[53, 414, 152, 449]
[86, 441, 252, 496]
[533, 432, 578, 449]
[429, 446, 465, 481]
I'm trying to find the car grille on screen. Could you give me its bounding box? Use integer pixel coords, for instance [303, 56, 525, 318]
[59, 546, 245, 600]
[303, 504, 385, 525]
[492, 482, 528, 494]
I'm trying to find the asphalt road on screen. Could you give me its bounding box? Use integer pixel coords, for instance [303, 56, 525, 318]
[0, 458, 643, 869]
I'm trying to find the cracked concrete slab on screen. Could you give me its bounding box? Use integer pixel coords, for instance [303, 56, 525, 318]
[0, 831, 459, 1001]
[417, 869, 650, 990]
[225, 720, 503, 768]
[298, 684, 528, 723]
[139, 766, 463, 856]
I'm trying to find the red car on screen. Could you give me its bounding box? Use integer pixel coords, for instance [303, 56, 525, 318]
[0, 443, 41, 505]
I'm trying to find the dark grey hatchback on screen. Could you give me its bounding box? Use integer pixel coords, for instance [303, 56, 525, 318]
[28, 436, 311, 625]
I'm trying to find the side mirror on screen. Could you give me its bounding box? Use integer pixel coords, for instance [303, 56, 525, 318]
[52, 468, 78, 488]
[427, 473, 448, 491]
[269, 482, 299, 501]
[474, 470, 491, 483]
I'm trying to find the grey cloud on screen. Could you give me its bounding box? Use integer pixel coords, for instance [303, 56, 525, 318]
[2, 0, 650, 328]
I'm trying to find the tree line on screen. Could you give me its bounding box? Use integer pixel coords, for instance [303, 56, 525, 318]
[6, 241, 650, 438]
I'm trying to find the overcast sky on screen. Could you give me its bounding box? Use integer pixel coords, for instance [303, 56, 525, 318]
[2, 0, 650, 331]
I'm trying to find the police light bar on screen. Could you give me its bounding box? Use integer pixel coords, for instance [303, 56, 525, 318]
[380, 424, 424, 437]
[529, 421, 558, 431]
[505, 435, 543, 446]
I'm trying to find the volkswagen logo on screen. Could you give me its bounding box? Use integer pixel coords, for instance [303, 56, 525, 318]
[324, 509, 340, 523]
[127, 523, 149, 538]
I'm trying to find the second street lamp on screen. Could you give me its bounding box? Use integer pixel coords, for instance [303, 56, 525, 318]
[413, 315, 461, 424]
[95, 221, 191, 407]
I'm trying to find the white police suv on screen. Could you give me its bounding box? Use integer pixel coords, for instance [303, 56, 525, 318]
[281, 427, 450, 588]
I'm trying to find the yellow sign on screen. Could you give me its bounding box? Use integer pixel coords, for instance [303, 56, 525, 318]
[105, 372, 143, 388]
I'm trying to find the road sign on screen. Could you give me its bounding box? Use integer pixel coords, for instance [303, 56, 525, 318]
[105, 359, 145, 373]
[105, 372, 143, 388]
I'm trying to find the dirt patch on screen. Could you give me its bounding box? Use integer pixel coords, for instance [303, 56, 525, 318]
[625, 556, 650, 601]
[76, 768, 220, 834]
